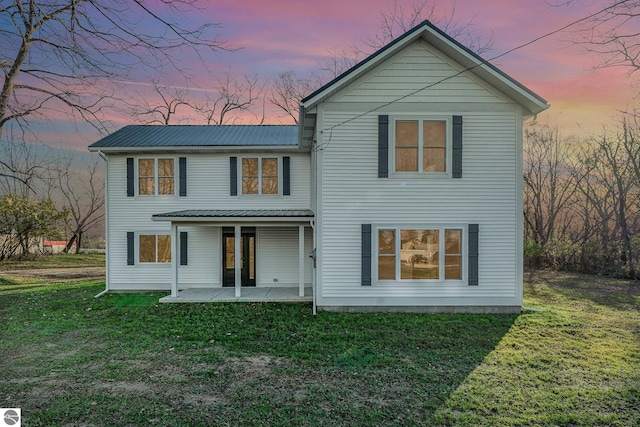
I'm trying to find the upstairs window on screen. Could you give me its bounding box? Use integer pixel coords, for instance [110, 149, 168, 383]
[242, 157, 279, 195]
[393, 118, 448, 174]
[138, 158, 174, 195]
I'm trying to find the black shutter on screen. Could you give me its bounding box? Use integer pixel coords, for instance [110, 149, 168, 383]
[452, 115, 463, 178]
[468, 224, 478, 286]
[179, 157, 187, 196]
[230, 157, 237, 196]
[127, 232, 134, 265]
[283, 156, 291, 196]
[180, 231, 188, 266]
[378, 115, 389, 178]
[126, 158, 134, 197]
[362, 224, 372, 286]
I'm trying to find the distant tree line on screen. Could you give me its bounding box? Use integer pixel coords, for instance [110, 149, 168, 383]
[524, 112, 640, 279]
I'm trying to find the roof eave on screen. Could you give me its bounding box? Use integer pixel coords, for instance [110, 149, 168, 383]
[152, 216, 314, 223]
[88, 144, 306, 154]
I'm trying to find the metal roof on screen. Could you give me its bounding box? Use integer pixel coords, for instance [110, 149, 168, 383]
[152, 209, 315, 221]
[89, 125, 298, 150]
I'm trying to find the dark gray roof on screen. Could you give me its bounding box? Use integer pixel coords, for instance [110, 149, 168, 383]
[89, 125, 298, 149]
[153, 209, 315, 219]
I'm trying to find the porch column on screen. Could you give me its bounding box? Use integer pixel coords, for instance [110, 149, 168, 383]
[234, 225, 241, 297]
[299, 225, 305, 297]
[171, 223, 179, 297]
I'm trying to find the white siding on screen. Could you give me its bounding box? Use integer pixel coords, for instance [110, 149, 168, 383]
[334, 41, 508, 105]
[179, 226, 220, 288]
[105, 152, 311, 290]
[314, 34, 526, 309]
[257, 227, 313, 287]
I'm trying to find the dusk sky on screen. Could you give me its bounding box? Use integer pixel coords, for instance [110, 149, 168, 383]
[23, 0, 639, 149]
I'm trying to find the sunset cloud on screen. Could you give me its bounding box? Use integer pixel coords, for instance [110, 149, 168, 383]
[8, 0, 637, 149]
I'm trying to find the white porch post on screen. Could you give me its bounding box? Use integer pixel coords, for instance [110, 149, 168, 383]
[171, 223, 179, 297]
[234, 225, 241, 297]
[299, 225, 305, 297]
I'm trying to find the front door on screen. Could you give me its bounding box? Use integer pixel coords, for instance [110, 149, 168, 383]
[222, 227, 256, 287]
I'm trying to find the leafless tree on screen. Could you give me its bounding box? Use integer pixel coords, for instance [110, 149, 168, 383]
[573, 125, 639, 276]
[0, 0, 229, 142]
[131, 81, 194, 125]
[55, 153, 104, 253]
[196, 71, 264, 125]
[269, 71, 322, 124]
[272, 0, 493, 122]
[318, 47, 362, 79]
[0, 130, 58, 197]
[523, 122, 578, 260]
[559, 0, 640, 74]
[362, 0, 493, 55]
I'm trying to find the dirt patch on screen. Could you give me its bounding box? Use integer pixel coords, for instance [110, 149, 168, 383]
[94, 381, 153, 395]
[1, 267, 105, 281]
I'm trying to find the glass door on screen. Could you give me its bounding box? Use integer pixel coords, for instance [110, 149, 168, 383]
[222, 227, 256, 287]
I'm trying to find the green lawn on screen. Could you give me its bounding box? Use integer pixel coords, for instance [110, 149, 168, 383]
[0, 253, 105, 270]
[0, 268, 638, 426]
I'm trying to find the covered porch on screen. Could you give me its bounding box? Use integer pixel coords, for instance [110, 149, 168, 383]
[152, 209, 315, 304]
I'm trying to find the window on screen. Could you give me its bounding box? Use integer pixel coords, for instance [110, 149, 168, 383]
[138, 158, 174, 195]
[242, 157, 279, 195]
[139, 234, 171, 263]
[393, 118, 448, 174]
[376, 227, 463, 281]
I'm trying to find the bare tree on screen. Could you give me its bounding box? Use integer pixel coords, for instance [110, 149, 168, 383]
[318, 47, 362, 79]
[55, 153, 104, 253]
[272, 0, 493, 122]
[0, 0, 229, 142]
[523, 122, 578, 263]
[561, 0, 640, 74]
[269, 71, 322, 124]
[131, 81, 194, 125]
[0, 131, 58, 197]
[196, 71, 264, 125]
[362, 0, 493, 55]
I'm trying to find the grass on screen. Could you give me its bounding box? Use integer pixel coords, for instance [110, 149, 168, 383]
[0, 266, 638, 426]
[0, 253, 105, 270]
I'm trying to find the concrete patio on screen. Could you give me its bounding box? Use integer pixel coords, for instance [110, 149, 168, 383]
[159, 287, 313, 303]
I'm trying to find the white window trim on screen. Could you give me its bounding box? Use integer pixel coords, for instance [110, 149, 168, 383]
[389, 116, 452, 178]
[136, 157, 177, 196]
[373, 224, 467, 284]
[137, 232, 172, 264]
[239, 156, 282, 196]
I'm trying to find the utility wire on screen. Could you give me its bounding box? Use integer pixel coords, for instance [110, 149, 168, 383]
[314, 0, 630, 151]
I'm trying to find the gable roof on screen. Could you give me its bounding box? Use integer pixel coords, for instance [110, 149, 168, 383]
[89, 125, 298, 152]
[299, 20, 549, 143]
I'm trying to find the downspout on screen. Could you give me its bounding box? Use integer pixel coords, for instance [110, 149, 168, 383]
[94, 151, 109, 298]
[310, 220, 317, 316]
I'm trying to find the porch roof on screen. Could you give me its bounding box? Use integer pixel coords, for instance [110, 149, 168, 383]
[152, 209, 314, 222]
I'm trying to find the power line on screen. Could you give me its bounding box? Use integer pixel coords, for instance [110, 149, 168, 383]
[315, 0, 630, 151]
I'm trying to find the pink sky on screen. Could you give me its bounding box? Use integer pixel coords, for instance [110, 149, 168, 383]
[206, 0, 635, 135]
[36, 0, 639, 148]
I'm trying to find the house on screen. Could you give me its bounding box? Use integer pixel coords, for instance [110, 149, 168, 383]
[43, 240, 75, 254]
[88, 21, 548, 313]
